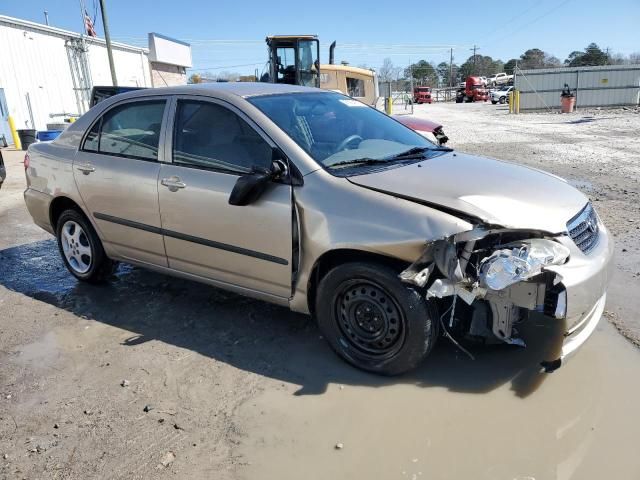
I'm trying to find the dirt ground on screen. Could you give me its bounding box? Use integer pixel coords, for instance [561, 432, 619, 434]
[1, 103, 640, 480]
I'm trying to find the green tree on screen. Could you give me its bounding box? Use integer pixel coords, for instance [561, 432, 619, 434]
[504, 58, 518, 75]
[564, 50, 584, 66]
[405, 60, 438, 86]
[459, 55, 502, 78]
[517, 49, 561, 70]
[436, 61, 458, 87]
[565, 43, 610, 66]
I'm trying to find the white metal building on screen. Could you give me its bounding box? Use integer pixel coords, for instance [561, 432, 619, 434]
[0, 15, 191, 141]
[514, 64, 640, 111]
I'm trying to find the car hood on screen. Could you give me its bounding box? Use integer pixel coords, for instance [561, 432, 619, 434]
[347, 152, 588, 233]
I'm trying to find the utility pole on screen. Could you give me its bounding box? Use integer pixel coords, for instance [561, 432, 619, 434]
[99, 0, 118, 86]
[449, 47, 453, 88]
[409, 59, 414, 113]
[471, 45, 479, 74]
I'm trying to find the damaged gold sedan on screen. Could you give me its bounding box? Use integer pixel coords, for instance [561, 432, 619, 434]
[24, 84, 613, 375]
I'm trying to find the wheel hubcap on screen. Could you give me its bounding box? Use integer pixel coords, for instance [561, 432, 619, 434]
[61, 221, 92, 274]
[336, 281, 405, 358]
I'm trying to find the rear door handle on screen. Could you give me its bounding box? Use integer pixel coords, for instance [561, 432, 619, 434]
[161, 176, 186, 190]
[76, 163, 95, 174]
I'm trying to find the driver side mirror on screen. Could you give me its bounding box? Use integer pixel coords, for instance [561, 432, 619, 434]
[228, 149, 287, 206]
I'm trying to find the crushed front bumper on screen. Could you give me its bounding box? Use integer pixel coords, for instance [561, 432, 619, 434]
[544, 220, 614, 368]
[561, 293, 606, 361]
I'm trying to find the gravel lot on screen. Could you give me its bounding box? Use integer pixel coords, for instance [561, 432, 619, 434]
[1, 103, 639, 479]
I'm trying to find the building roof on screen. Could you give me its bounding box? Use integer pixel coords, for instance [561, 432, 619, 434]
[0, 14, 148, 53]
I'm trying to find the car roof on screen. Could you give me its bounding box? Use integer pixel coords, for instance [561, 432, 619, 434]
[111, 82, 322, 103]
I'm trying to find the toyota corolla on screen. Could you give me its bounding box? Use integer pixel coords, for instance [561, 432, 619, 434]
[23, 83, 613, 375]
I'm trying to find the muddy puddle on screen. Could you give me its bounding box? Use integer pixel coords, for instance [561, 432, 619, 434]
[235, 320, 640, 480]
[2, 237, 640, 479]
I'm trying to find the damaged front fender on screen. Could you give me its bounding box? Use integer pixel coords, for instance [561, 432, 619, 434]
[400, 227, 569, 362]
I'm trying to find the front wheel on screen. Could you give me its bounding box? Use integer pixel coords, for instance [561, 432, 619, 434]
[316, 262, 438, 375]
[491, 100, 497, 104]
[56, 209, 115, 283]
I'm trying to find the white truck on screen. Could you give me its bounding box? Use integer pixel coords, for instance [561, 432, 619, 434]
[487, 72, 514, 87]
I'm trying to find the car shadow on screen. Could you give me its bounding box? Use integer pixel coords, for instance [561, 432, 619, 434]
[0, 239, 566, 398]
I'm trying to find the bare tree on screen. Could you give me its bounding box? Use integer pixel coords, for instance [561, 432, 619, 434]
[378, 58, 400, 83]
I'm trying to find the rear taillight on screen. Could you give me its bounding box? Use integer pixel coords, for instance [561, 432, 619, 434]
[24, 152, 30, 170]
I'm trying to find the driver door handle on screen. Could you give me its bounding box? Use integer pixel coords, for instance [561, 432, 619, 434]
[76, 163, 95, 174]
[161, 176, 186, 190]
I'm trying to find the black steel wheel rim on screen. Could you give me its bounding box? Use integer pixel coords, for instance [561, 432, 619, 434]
[335, 279, 406, 358]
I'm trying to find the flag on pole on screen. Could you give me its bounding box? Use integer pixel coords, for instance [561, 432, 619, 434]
[84, 10, 97, 37]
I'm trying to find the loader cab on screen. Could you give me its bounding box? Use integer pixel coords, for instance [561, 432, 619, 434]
[265, 35, 320, 88]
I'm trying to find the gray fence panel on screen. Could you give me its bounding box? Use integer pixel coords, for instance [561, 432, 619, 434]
[515, 65, 640, 110]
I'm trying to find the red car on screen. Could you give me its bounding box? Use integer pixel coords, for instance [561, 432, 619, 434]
[393, 115, 448, 146]
[413, 87, 432, 104]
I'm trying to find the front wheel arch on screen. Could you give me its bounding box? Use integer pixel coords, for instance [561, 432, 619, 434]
[315, 261, 439, 375]
[306, 249, 409, 316]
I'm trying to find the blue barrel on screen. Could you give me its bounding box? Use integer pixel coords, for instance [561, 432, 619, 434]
[36, 130, 63, 141]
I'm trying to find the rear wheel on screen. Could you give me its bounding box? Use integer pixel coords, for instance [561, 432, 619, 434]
[316, 262, 438, 375]
[56, 209, 115, 283]
[499, 96, 506, 104]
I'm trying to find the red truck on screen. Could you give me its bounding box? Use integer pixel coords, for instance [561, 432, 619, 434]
[413, 86, 432, 104]
[455, 76, 488, 103]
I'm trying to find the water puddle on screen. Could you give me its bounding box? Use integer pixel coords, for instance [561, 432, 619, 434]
[235, 321, 640, 479]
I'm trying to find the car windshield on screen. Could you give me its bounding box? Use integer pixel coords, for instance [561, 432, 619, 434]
[248, 92, 439, 169]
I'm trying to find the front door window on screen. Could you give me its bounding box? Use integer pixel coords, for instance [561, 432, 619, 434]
[172, 100, 273, 173]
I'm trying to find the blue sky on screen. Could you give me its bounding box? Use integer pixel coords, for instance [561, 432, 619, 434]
[2, 0, 638, 75]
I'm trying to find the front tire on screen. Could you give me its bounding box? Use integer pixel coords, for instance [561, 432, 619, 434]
[56, 209, 115, 283]
[316, 262, 438, 375]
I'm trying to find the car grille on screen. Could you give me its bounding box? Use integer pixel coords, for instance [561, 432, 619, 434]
[567, 203, 600, 254]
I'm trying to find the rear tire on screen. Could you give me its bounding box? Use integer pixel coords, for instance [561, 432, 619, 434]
[499, 96, 506, 104]
[316, 262, 438, 375]
[56, 209, 115, 283]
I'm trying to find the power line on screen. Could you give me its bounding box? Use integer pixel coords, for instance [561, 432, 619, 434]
[480, 0, 542, 45]
[483, 0, 573, 48]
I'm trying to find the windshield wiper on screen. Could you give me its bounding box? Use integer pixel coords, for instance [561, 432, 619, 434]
[386, 146, 453, 161]
[327, 146, 454, 170]
[326, 158, 390, 169]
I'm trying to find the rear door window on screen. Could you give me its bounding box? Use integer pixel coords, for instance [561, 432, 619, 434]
[82, 100, 166, 160]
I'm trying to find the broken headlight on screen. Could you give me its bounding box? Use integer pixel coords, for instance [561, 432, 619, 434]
[479, 239, 570, 291]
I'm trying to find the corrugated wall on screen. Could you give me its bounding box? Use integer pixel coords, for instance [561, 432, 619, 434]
[0, 16, 151, 132]
[515, 65, 640, 111]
